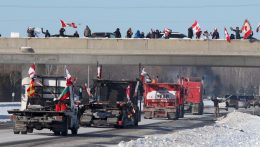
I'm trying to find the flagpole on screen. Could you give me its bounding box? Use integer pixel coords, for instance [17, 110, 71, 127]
[87, 65, 90, 88]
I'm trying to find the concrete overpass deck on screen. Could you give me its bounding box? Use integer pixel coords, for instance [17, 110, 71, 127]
[0, 38, 259, 66]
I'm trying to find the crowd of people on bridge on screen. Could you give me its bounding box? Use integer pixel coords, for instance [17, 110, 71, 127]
[2, 19, 258, 42]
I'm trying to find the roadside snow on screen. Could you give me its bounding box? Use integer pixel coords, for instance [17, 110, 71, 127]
[118, 111, 260, 147]
[0, 102, 20, 122]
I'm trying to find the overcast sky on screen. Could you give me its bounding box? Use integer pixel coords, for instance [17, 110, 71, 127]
[0, 0, 259, 38]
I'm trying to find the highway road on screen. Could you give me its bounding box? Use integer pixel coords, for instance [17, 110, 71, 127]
[0, 107, 219, 147]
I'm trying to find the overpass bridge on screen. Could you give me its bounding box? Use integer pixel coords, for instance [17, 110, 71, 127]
[0, 38, 259, 67]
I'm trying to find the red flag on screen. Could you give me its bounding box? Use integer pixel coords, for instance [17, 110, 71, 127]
[257, 24, 260, 32]
[241, 19, 252, 39]
[126, 84, 131, 101]
[68, 22, 77, 28]
[28, 63, 36, 78]
[60, 19, 67, 28]
[224, 27, 231, 43]
[192, 20, 201, 33]
[27, 79, 35, 97]
[60, 19, 77, 28]
[65, 67, 73, 86]
[164, 28, 171, 35]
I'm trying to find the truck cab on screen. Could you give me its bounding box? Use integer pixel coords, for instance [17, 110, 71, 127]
[80, 79, 141, 128]
[8, 75, 79, 135]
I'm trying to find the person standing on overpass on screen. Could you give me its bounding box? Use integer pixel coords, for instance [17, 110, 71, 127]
[230, 27, 242, 39]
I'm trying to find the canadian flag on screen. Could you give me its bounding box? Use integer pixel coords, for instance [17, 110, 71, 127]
[241, 19, 252, 39]
[65, 67, 73, 86]
[192, 20, 201, 33]
[224, 27, 231, 43]
[60, 19, 77, 28]
[28, 63, 36, 78]
[140, 68, 147, 83]
[257, 24, 260, 32]
[126, 84, 131, 101]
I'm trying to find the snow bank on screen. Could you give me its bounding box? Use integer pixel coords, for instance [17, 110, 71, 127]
[117, 111, 260, 147]
[0, 102, 20, 122]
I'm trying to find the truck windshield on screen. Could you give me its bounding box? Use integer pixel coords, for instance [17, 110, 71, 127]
[96, 83, 129, 102]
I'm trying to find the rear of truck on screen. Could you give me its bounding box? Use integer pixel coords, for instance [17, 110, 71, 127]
[80, 80, 140, 128]
[143, 83, 183, 120]
[181, 77, 204, 115]
[8, 76, 79, 135]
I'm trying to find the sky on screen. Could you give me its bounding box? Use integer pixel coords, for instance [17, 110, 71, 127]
[0, 0, 260, 38]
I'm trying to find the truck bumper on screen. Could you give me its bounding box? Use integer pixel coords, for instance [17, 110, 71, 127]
[143, 107, 176, 118]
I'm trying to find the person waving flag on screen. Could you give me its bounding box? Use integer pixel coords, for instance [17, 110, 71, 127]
[224, 28, 231, 43]
[241, 19, 252, 39]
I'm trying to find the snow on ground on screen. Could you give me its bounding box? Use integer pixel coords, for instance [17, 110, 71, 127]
[117, 111, 260, 147]
[0, 102, 20, 122]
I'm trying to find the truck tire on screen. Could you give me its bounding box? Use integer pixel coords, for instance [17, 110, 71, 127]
[198, 102, 204, 115]
[71, 128, 78, 135]
[61, 130, 68, 136]
[27, 128, 33, 133]
[54, 131, 60, 136]
[21, 131, 27, 134]
[179, 105, 185, 118]
[13, 131, 20, 134]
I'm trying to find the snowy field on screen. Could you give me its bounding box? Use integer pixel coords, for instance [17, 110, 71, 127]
[117, 111, 260, 147]
[0, 102, 20, 122]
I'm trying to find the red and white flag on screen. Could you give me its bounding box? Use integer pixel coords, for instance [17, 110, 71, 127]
[97, 65, 102, 79]
[60, 19, 77, 28]
[241, 19, 252, 39]
[192, 20, 201, 33]
[256, 24, 260, 32]
[224, 27, 231, 43]
[28, 63, 36, 78]
[126, 84, 131, 101]
[164, 28, 171, 35]
[140, 68, 146, 83]
[65, 67, 73, 86]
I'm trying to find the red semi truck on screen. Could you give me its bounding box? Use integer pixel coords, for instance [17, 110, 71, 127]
[143, 83, 184, 120]
[180, 77, 204, 115]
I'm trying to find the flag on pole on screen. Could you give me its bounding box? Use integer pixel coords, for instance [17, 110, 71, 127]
[28, 63, 36, 78]
[241, 19, 252, 39]
[140, 68, 146, 83]
[27, 79, 35, 97]
[134, 81, 140, 97]
[97, 65, 102, 79]
[192, 20, 201, 33]
[224, 27, 231, 43]
[257, 24, 260, 32]
[126, 84, 131, 101]
[58, 86, 70, 101]
[65, 67, 73, 86]
[60, 19, 77, 28]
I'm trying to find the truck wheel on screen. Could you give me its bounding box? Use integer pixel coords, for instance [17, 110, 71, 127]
[179, 105, 185, 118]
[54, 131, 60, 136]
[21, 131, 27, 134]
[61, 130, 68, 136]
[27, 128, 33, 133]
[13, 131, 20, 134]
[71, 128, 78, 135]
[198, 102, 204, 115]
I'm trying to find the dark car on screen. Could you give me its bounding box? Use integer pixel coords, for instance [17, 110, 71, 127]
[159, 32, 188, 39]
[91, 32, 115, 38]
